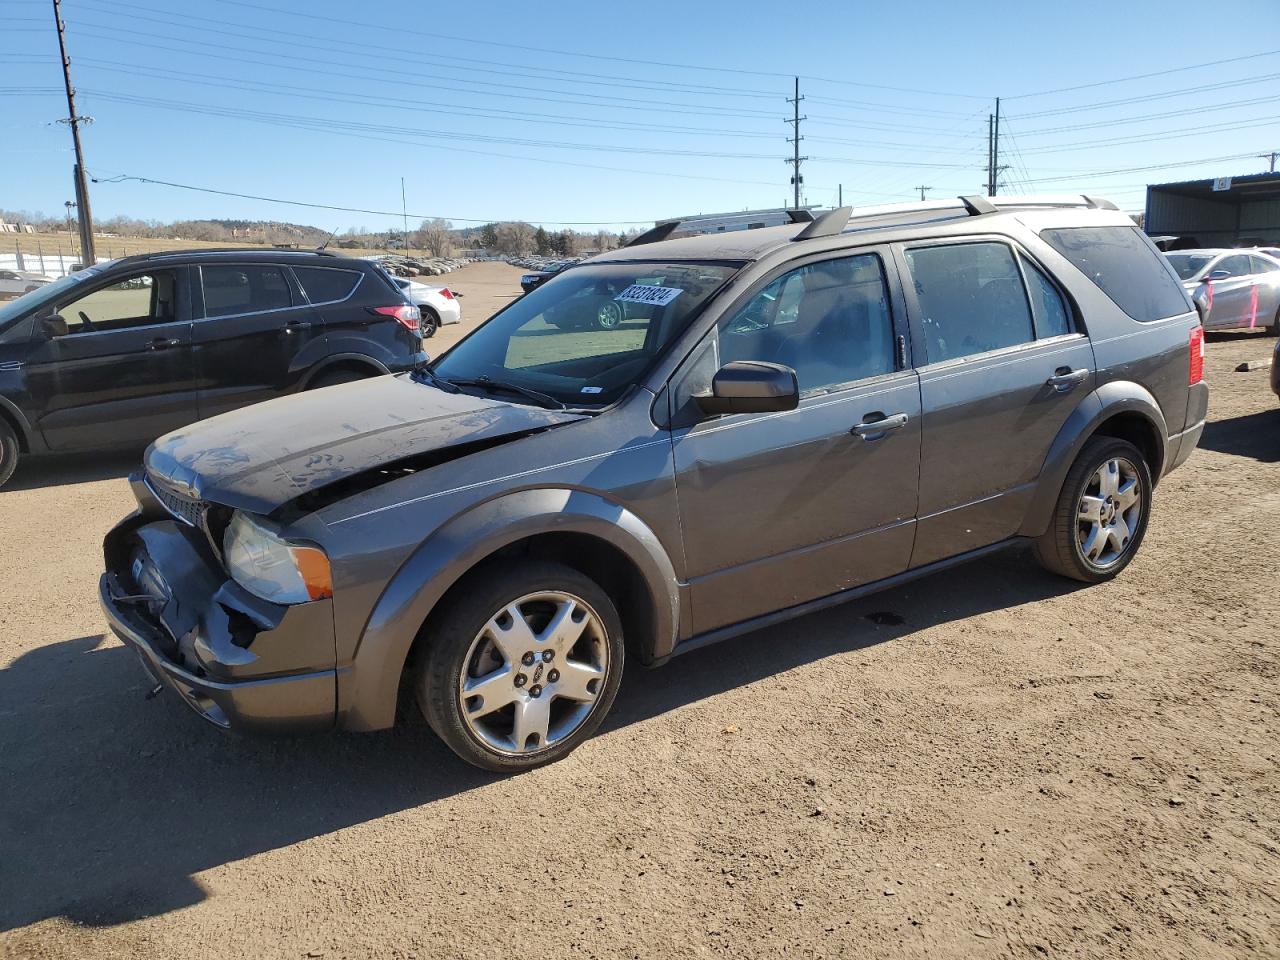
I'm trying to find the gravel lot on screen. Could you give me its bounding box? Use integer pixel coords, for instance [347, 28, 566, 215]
[1, 263, 1277, 960]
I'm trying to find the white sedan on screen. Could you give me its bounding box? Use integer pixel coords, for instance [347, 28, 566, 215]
[0, 269, 53, 297]
[392, 277, 461, 337]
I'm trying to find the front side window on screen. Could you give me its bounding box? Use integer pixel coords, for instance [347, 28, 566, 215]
[718, 253, 896, 395]
[1042, 226, 1191, 322]
[59, 270, 178, 334]
[905, 242, 1034, 363]
[430, 261, 737, 407]
[202, 264, 293, 318]
[1216, 254, 1252, 278]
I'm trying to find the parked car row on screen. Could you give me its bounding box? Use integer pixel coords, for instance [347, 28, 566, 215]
[0, 249, 425, 488]
[95, 195, 1208, 773]
[372, 254, 474, 278]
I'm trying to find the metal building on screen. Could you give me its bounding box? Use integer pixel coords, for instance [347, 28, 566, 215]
[1145, 173, 1280, 248]
[656, 206, 822, 235]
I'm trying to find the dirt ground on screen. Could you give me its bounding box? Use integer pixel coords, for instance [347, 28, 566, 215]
[1, 263, 1277, 960]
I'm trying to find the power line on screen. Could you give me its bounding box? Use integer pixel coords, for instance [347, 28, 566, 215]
[93, 173, 655, 225]
[1004, 47, 1280, 100]
[1009, 72, 1280, 119]
[207, 0, 993, 99]
[1020, 151, 1270, 184]
[1014, 93, 1280, 136]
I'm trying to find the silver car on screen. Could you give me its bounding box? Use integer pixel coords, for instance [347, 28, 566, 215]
[1165, 249, 1280, 333]
[392, 277, 461, 337]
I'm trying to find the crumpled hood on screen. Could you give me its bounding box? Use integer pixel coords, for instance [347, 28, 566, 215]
[145, 374, 585, 514]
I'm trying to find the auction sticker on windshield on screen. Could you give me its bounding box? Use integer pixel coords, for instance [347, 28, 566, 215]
[615, 284, 683, 307]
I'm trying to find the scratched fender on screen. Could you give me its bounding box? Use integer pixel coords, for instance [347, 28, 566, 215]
[338, 486, 680, 732]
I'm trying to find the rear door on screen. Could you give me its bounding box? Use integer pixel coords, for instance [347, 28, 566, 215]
[24, 266, 196, 451]
[192, 262, 324, 419]
[896, 237, 1095, 567]
[671, 249, 922, 635]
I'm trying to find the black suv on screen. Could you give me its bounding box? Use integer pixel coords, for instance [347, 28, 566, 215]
[0, 249, 423, 487]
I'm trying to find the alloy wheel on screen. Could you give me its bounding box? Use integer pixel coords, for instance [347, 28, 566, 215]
[596, 301, 623, 329]
[1076, 457, 1142, 569]
[457, 591, 609, 756]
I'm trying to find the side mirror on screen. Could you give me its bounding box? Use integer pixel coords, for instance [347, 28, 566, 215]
[694, 360, 799, 416]
[1205, 270, 1231, 282]
[39, 314, 69, 339]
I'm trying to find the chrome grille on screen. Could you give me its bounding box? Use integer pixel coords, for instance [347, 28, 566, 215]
[145, 473, 205, 527]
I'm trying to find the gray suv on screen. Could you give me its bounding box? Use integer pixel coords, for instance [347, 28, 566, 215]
[100, 196, 1209, 771]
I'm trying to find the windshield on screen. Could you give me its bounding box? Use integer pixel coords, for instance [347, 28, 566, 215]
[1165, 253, 1215, 281]
[432, 260, 738, 407]
[0, 262, 114, 328]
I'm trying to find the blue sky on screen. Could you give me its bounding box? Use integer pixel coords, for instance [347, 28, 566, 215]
[4, 0, 1280, 231]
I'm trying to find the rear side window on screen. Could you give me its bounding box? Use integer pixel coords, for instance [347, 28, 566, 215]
[1250, 255, 1280, 275]
[1041, 226, 1191, 322]
[904, 242, 1034, 363]
[1022, 259, 1072, 339]
[294, 266, 361, 303]
[202, 265, 292, 318]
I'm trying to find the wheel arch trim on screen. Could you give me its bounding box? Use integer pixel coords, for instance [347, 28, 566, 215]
[0, 393, 37, 453]
[339, 487, 679, 731]
[1018, 381, 1168, 539]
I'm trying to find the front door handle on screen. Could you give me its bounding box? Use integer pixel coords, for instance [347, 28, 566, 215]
[851, 411, 909, 440]
[283, 321, 313, 334]
[1047, 367, 1089, 392]
[147, 337, 182, 351]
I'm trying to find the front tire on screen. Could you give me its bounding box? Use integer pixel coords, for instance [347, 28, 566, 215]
[416, 560, 624, 772]
[0, 419, 18, 489]
[307, 367, 373, 389]
[1033, 436, 1152, 583]
[1268, 307, 1280, 336]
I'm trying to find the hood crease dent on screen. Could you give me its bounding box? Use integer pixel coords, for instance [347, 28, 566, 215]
[145, 375, 586, 516]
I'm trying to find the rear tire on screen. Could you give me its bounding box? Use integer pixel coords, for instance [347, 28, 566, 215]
[0, 420, 18, 489]
[1268, 307, 1280, 336]
[307, 367, 374, 389]
[420, 307, 440, 339]
[416, 560, 625, 773]
[1033, 436, 1152, 583]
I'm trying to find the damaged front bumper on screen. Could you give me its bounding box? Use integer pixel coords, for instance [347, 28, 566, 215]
[99, 480, 338, 734]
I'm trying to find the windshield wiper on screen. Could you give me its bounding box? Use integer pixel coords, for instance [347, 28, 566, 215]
[444, 375, 567, 410]
[409, 366, 461, 392]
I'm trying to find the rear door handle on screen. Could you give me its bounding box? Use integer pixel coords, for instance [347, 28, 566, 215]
[1047, 367, 1089, 392]
[851, 411, 909, 440]
[148, 337, 182, 351]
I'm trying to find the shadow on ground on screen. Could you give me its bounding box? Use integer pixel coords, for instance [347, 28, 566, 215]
[1198, 408, 1280, 463]
[0, 548, 1077, 932]
[3, 449, 142, 492]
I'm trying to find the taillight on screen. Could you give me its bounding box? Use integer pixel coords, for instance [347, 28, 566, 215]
[438, 288, 454, 300]
[372, 304, 421, 333]
[1189, 325, 1205, 385]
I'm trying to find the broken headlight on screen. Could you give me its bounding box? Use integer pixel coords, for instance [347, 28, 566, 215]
[223, 512, 333, 604]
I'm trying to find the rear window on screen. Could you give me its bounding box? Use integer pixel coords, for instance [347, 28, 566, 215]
[294, 266, 361, 303]
[1041, 226, 1191, 322]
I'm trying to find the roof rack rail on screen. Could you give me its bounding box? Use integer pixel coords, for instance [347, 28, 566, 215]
[1081, 195, 1118, 211]
[959, 195, 997, 216]
[786, 209, 816, 223]
[792, 206, 852, 241]
[625, 220, 683, 247]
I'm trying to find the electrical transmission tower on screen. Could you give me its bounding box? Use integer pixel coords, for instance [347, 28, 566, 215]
[786, 77, 807, 208]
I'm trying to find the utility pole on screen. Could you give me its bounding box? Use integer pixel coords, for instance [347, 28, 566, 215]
[992, 97, 1002, 196]
[838, 184, 842, 207]
[916, 185, 932, 201]
[400, 176, 409, 241]
[986, 114, 994, 195]
[52, 0, 94, 266]
[785, 77, 807, 209]
[1261, 151, 1279, 173]
[63, 200, 78, 262]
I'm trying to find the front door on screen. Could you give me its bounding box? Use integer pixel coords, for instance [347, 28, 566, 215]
[897, 238, 1096, 567]
[25, 266, 196, 451]
[671, 250, 922, 636]
[193, 262, 323, 419]
[1203, 253, 1256, 330]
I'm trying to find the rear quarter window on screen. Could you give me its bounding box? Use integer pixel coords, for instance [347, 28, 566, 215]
[1041, 226, 1192, 323]
[293, 266, 362, 303]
